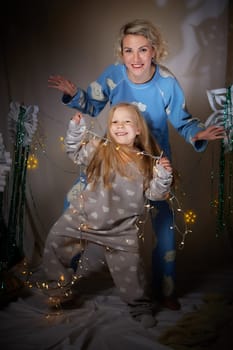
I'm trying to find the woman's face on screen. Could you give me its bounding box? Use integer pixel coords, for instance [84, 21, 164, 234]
[109, 106, 140, 147]
[121, 34, 155, 84]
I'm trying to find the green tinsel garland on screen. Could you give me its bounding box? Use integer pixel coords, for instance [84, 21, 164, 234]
[217, 85, 233, 237]
[0, 106, 32, 276]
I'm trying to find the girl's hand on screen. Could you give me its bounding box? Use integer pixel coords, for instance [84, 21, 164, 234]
[71, 112, 83, 124]
[48, 75, 77, 97]
[157, 157, 172, 173]
[191, 125, 225, 142]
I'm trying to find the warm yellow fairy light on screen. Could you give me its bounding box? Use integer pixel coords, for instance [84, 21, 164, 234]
[27, 154, 38, 169]
[212, 199, 218, 208]
[184, 210, 197, 224]
[59, 136, 65, 151]
[59, 274, 65, 282]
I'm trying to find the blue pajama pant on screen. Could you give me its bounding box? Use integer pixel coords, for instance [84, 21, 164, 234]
[150, 200, 176, 299]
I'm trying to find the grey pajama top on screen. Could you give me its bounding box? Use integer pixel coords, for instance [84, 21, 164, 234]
[63, 118, 173, 253]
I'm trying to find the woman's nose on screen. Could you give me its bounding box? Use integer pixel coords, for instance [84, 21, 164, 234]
[133, 51, 140, 61]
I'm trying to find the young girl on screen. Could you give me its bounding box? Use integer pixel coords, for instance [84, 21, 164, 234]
[42, 103, 173, 328]
[48, 19, 225, 310]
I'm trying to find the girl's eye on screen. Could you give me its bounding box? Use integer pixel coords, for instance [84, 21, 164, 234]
[111, 120, 132, 125]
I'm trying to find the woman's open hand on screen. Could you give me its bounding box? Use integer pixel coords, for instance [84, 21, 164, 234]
[191, 125, 225, 142]
[48, 75, 77, 97]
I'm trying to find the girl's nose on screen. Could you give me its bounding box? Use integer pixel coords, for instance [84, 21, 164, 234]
[117, 121, 124, 128]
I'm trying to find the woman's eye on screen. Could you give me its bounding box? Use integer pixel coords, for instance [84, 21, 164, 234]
[123, 48, 132, 53]
[140, 47, 148, 53]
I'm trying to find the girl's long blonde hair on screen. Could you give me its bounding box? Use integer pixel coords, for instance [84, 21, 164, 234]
[86, 103, 161, 190]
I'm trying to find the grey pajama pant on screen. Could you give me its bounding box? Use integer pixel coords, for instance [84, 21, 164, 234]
[43, 218, 153, 316]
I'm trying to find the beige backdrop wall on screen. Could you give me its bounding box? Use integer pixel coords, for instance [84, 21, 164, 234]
[0, 0, 232, 279]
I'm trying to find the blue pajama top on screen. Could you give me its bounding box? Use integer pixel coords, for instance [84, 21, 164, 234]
[62, 63, 207, 158]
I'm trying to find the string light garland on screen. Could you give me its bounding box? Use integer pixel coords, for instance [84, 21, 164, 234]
[1, 108, 194, 308]
[7, 138, 194, 312]
[13, 182, 193, 314]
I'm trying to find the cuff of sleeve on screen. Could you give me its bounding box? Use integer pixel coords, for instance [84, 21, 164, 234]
[62, 94, 73, 104]
[189, 137, 208, 152]
[156, 164, 172, 180]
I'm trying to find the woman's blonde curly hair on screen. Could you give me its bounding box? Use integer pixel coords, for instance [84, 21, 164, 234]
[115, 19, 168, 63]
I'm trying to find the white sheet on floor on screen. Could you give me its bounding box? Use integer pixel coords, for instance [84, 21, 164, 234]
[2, 264, 233, 350]
[0, 273, 204, 350]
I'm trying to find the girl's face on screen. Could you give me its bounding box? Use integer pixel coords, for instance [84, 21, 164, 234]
[109, 106, 140, 147]
[122, 34, 155, 84]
